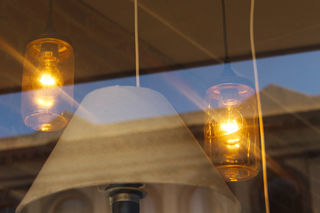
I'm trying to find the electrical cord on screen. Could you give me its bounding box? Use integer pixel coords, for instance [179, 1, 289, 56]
[134, 0, 140, 87]
[249, 0, 270, 212]
[221, 0, 229, 60]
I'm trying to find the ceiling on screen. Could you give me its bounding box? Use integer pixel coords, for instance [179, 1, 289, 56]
[0, 0, 320, 94]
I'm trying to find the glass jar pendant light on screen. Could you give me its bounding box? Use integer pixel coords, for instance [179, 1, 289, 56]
[204, 0, 259, 182]
[21, 0, 74, 132]
[205, 62, 260, 182]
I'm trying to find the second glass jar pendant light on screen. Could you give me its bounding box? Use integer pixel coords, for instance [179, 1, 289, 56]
[21, 0, 74, 132]
[204, 0, 259, 182]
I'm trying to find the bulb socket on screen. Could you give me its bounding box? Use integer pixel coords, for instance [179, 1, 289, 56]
[40, 42, 58, 58]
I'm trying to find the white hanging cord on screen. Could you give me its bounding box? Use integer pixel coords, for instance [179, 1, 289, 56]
[134, 0, 140, 87]
[249, 0, 270, 212]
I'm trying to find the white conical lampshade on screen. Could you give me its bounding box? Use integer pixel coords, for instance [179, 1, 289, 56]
[17, 86, 240, 213]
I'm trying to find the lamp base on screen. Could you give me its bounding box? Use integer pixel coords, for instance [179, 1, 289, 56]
[101, 184, 146, 213]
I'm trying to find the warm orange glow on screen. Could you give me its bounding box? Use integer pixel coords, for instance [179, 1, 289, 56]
[216, 119, 241, 149]
[39, 73, 56, 86]
[219, 120, 240, 135]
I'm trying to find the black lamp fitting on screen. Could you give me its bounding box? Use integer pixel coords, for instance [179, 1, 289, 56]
[103, 184, 146, 213]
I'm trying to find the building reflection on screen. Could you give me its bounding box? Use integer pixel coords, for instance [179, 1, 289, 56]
[1, 84, 320, 212]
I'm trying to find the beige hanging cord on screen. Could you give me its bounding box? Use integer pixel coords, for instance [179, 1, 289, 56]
[249, 0, 270, 212]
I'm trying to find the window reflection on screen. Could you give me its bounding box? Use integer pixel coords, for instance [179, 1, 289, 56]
[0, 0, 320, 210]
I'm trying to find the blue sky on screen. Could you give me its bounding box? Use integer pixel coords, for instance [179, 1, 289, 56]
[1, 50, 320, 138]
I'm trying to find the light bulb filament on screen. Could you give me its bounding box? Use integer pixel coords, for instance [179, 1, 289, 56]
[220, 120, 239, 135]
[40, 73, 56, 86]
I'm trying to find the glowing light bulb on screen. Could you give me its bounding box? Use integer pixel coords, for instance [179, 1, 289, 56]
[219, 119, 239, 135]
[37, 49, 62, 88]
[40, 73, 56, 86]
[218, 118, 241, 148]
[212, 107, 243, 151]
[205, 83, 259, 182]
